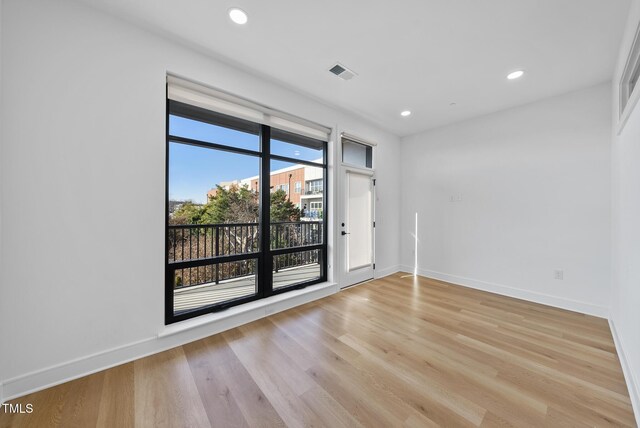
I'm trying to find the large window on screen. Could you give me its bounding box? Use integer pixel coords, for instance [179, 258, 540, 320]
[166, 99, 328, 324]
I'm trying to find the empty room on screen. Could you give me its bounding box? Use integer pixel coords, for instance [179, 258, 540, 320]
[1, 0, 640, 426]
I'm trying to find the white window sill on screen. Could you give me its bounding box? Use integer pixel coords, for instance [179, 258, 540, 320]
[158, 281, 338, 338]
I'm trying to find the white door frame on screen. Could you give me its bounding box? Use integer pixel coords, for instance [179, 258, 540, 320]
[339, 165, 376, 288]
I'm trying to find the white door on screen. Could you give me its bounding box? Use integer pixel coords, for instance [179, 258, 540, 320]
[341, 169, 375, 287]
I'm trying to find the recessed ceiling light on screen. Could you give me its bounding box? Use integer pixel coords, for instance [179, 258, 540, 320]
[507, 70, 524, 80]
[401, 110, 411, 117]
[228, 8, 248, 25]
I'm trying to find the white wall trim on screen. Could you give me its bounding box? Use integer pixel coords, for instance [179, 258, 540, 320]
[1, 282, 338, 403]
[616, 13, 640, 136]
[617, 83, 640, 135]
[609, 318, 640, 424]
[400, 266, 609, 318]
[374, 265, 401, 279]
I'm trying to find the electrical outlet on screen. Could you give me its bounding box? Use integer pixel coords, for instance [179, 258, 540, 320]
[554, 269, 564, 280]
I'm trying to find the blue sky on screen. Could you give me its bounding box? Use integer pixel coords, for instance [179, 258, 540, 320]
[169, 115, 321, 204]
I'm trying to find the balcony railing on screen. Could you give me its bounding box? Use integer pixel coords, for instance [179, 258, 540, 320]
[168, 221, 322, 289]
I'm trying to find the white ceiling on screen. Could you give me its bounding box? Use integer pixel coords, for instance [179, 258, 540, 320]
[77, 0, 631, 137]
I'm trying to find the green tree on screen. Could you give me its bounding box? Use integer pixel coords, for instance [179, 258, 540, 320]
[270, 189, 301, 222]
[170, 201, 203, 225]
[200, 184, 258, 224]
[169, 186, 301, 225]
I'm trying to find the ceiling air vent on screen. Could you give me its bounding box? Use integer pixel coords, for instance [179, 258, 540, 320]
[329, 63, 357, 81]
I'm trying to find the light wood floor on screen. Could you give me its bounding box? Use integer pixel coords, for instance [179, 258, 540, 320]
[1, 273, 636, 427]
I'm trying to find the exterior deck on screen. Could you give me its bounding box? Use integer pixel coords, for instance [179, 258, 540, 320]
[174, 263, 321, 312]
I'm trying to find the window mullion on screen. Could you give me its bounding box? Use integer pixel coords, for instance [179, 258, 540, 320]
[259, 125, 273, 297]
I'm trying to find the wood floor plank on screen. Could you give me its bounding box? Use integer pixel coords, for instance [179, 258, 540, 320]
[0, 371, 105, 428]
[183, 337, 251, 428]
[54, 372, 105, 428]
[305, 359, 408, 427]
[298, 386, 363, 428]
[1, 272, 636, 427]
[339, 333, 486, 427]
[96, 363, 134, 428]
[133, 347, 210, 428]
[183, 334, 284, 428]
[222, 328, 324, 428]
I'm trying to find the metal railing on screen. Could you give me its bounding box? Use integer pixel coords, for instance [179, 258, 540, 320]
[274, 249, 320, 273]
[168, 222, 260, 263]
[270, 221, 322, 250]
[168, 221, 322, 289]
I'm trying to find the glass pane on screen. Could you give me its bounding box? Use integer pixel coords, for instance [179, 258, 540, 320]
[342, 140, 372, 168]
[273, 250, 321, 290]
[173, 259, 257, 314]
[269, 160, 324, 249]
[169, 114, 260, 152]
[271, 129, 324, 163]
[168, 142, 260, 260]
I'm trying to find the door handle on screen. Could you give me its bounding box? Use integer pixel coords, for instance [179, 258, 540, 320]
[341, 231, 350, 236]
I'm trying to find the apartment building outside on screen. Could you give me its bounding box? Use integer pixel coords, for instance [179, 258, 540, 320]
[207, 162, 323, 220]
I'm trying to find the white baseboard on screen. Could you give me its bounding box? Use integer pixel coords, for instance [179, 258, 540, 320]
[400, 266, 609, 318]
[374, 264, 401, 279]
[609, 318, 640, 424]
[1, 282, 339, 403]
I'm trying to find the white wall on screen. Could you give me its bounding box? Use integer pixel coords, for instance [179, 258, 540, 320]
[0, 0, 400, 400]
[0, 0, 5, 403]
[400, 83, 612, 316]
[611, 0, 640, 420]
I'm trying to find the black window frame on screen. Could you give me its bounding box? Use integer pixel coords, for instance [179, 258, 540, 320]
[165, 99, 328, 325]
